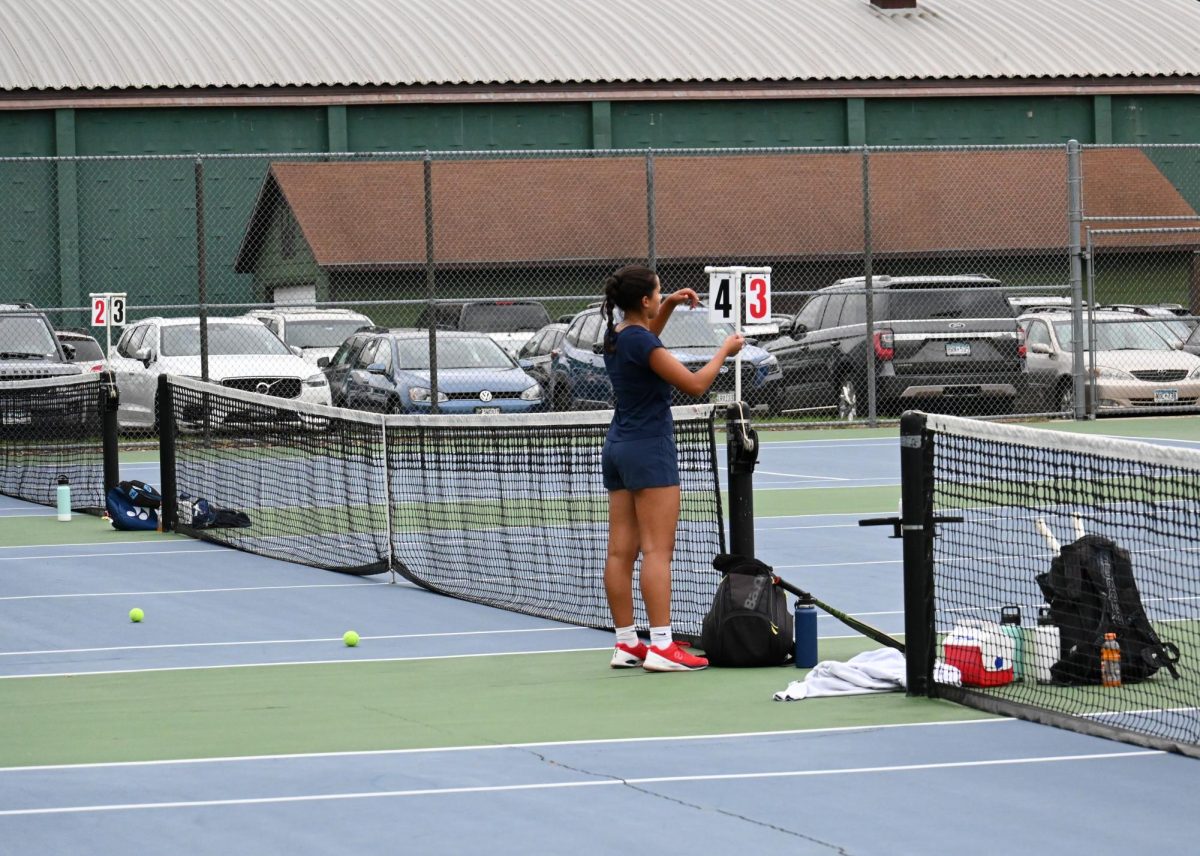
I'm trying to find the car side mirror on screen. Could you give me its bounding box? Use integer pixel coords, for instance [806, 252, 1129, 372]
[791, 323, 808, 338]
[591, 343, 604, 355]
[518, 358, 534, 369]
[317, 356, 330, 368]
[290, 345, 303, 357]
[61, 343, 76, 360]
[1029, 343, 1052, 355]
[134, 346, 154, 367]
[367, 362, 388, 375]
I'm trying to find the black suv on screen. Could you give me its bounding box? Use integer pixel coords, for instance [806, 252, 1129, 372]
[764, 275, 1023, 419]
[0, 303, 83, 380]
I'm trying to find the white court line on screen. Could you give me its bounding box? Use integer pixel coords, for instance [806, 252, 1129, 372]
[0, 547, 217, 563]
[0, 539, 197, 551]
[0, 626, 584, 657]
[0, 646, 613, 680]
[775, 559, 900, 569]
[0, 750, 1160, 816]
[0, 581, 386, 602]
[752, 469, 851, 481]
[0, 718, 1013, 773]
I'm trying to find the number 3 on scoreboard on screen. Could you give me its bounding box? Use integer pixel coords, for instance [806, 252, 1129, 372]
[744, 273, 771, 323]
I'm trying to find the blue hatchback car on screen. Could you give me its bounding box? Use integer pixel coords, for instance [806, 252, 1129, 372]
[324, 330, 543, 414]
[554, 306, 781, 411]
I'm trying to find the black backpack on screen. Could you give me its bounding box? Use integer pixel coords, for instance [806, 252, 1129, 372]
[701, 554, 794, 667]
[1036, 534, 1180, 684]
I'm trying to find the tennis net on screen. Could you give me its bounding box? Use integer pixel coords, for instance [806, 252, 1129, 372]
[899, 412, 1199, 758]
[0, 373, 118, 512]
[157, 375, 725, 636]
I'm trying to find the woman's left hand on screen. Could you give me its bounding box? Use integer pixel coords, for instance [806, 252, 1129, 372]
[669, 288, 700, 308]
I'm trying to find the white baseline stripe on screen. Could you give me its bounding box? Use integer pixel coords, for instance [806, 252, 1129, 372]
[0, 539, 196, 551]
[0, 646, 613, 680]
[0, 547, 217, 563]
[0, 718, 1011, 773]
[0, 751, 1159, 816]
[775, 559, 900, 569]
[0, 582, 385, 602]
[0, 627, 582, 657]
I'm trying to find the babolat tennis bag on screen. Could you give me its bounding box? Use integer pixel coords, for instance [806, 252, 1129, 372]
[105, 480, 162, 531]
[1036, 534, 1180, 684]
[701, 553, 794, 667]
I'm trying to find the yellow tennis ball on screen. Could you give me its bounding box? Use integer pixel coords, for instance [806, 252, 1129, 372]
[343, 630, 360, 647]
[129, 607, 144, 623]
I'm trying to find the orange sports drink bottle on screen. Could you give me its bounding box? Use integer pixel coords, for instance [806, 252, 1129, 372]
[1101, 632, 1122, 688]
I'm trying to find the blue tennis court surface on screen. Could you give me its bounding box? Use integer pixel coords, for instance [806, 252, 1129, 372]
[2, 423, 1197, 854]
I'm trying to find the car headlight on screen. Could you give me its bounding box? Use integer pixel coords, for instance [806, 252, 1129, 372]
[1190, 366, 1200, 379]
[303, 373, 328, 387]
[761, 355, 781, 377]
[1091, 365, 1133, 380]
[410, 386, 448, 403]
[519, 383, 542, 401]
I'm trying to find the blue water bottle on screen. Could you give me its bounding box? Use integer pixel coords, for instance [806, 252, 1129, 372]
[56, 475, 71, 522]
[794, 595, 818, 668]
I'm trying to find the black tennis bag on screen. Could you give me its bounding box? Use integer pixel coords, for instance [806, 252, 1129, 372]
[701, 554, 794, 667]
[1036, 534, 1180, 684]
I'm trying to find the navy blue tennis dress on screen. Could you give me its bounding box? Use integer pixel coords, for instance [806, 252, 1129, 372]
[602, 325, 679, 491]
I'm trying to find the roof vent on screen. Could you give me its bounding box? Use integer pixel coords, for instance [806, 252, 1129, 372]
[870, 0, 918, 8]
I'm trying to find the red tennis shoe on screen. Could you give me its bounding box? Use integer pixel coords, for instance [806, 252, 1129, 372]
[610, 641, 649, 669]
[643, 641, 708, 672]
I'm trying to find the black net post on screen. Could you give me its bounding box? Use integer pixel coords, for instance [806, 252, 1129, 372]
[100, 371, 120, 494]
[157, 374, 177, 532]
[900, 410, 936, 696]
[726, 404, 759, 558]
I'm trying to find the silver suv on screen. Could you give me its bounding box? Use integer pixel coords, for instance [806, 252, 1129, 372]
[0, 303, 83, 381]
[245, 307, 374, 366]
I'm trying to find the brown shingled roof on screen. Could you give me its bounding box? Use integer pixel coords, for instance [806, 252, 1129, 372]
[234, 149, 1198, 272]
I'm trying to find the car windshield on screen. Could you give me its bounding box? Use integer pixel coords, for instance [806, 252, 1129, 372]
[161, 323, 292, 357]
[658, 311, 733, 349]
[0, 315, 58, 358]
[395, 337, 515, 370]
[884, 288, 1016, 321]
[283, 319, 369, 348]
[1054, 320, 1175, 351]
[63, 337, 105, 361]
[1151, 318, 1193, 345]
[459, 303, 551, 333]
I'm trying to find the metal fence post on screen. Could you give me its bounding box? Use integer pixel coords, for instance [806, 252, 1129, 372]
[1067, 139, 1086, 419]
[646, 149, 656, 271]
[194, 157, 208, 383]
[863, 146, 876, 425]
[424, 153, 438, 412]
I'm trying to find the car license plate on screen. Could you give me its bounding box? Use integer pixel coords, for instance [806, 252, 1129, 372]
[1154, 389, 1179, 403]
[945, 341, 971, 357]
[713, 391, 736, 404]
[475, 406, 501, 415]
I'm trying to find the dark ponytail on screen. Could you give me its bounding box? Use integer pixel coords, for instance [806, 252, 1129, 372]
[601, 264, 659, 353]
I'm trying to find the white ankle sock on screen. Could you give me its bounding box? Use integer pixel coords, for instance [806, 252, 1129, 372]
[615, 625, 639, 647]
[650, 626, 672, 651]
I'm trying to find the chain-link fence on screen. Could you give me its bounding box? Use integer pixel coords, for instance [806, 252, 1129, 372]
[3, 143, 1200, 437]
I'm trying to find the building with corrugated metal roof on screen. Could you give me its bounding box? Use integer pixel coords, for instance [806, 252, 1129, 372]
[2, 0, 1199, 313]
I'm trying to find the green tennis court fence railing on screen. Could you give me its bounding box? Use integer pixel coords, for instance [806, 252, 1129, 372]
[0, 372, 120, 513]
[156, 375, 726, 637]
[899, 411, 1199, 759]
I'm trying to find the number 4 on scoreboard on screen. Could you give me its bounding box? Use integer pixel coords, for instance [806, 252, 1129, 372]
[707, 273, 739, 325]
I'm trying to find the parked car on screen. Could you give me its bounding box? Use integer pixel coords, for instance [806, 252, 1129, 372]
[244, 307, 374, 365]
[56, 330, 106, 372]
[517, 323, 570, 410]
[1021, 309, 1200, 411]
[553, 305, 781, 411]
[0, 303, 83, 381]
[323, 330, 542, 414]
[108, 317, 331, 429]
[416, 300, 551, 357]
[1093, 304, 1196, 346]
[764, 275, 1024, 419]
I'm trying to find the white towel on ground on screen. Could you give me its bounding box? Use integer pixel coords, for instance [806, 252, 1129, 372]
[772, 648, 962, 701]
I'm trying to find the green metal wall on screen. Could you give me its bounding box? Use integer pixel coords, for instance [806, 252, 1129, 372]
[1, 94, 1199, 314]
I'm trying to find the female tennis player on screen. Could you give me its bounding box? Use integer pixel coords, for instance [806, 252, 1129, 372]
[600, 264, 743, 671]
